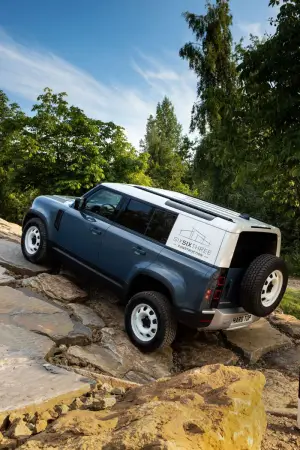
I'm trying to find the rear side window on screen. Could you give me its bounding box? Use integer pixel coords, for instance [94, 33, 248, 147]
[117, 199, 153, 234]
[146, 209, 177, 244]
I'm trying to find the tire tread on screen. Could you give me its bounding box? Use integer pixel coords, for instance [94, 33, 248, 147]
[125, 290, 177, 351]
[240, 254, 288, 317]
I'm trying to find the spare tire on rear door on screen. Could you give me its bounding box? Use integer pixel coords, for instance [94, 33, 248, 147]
[240, 254, 288, 317]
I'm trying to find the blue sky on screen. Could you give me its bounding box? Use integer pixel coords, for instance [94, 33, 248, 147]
[0, 0, 278, 146]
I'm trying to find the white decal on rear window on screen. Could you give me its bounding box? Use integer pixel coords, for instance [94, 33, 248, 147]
[166, 214, 225, 264]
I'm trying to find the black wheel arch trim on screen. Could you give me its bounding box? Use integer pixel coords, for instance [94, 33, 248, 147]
[125, 270, 176, 303]
[22, 209, 48, 230]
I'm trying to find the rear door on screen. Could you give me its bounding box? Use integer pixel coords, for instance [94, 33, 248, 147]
[54, 187, 123, 268]
[96, 198, 170, 284]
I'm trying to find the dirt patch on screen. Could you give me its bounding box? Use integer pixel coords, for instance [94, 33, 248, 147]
[262, 414, 300, 450]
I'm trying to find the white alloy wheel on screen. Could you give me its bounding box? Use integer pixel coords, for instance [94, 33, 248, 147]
[261, 270, 283, 307]
[24, 226, 41, 255]
[131, 303, 158, 342]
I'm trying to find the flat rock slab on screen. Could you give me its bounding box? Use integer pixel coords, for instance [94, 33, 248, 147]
[0, 323, 54, 361]
[269, 312, 300, 338]
[264, 345, 300, 378]
[66, 327, 173, 383]
[223, 318, 292, 363]
[0, 286, 92, 345]
[68, 303, 105, 329]
[22, 273, 87, 303]
[0, 218, 21, 243]
[0, 239, 48, 276]
[0, 265, 15, 286]
[0, 356, 91, 415]
[176, 341, 238, 371]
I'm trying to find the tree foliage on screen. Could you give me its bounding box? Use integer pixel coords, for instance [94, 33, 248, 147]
[180, 0, 300, 273]
[0, 88, 152, 222]
[141, 96, 196, 193]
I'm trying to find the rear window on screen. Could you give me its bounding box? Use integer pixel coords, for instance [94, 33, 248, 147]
[116, 199, 153, 234]
[146, 209, 177, 244]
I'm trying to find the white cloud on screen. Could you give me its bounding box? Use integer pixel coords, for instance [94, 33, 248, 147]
[238, 22, 264, 39]
[0, 29, 197, 147]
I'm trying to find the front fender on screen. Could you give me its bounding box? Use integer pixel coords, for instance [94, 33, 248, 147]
[22, 196, 69, 242]
[23, 208, 48, 229]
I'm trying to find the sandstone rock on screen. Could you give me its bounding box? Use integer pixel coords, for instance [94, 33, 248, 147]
[68, 303, 105, 329]
[111, 386, 125, 395]
[66, 327, 173, 381]
[100, 383, 113, 393]
[0, 219, 21, 243]
[264, 345, 300, 377]
[38, 412, 52, 422]
[266, 408, 298, 419]
[262, 369, 298, 410]
[35, 420, 48, 434]
[0, 286, 92, 345]
[21, 273, 87, 303]
[55, 405, 69, 415]
[7, 418, 32, 438]
[20, 365, 267, 450]
[176, 340, 238, 370]
[269, 312, 300, 338]
[124, 370, 156, 384]
[0, 437, 17, 449]
[0, 240, 48, 276]
[223, 318, 292, 363]
[70, 398, 84, 410]
[89, 396, 116, 411]
[0, 266, 15, 286]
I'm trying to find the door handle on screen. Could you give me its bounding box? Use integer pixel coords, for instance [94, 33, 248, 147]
[133, 246, 146, 256]
[90, 226, 102, 236]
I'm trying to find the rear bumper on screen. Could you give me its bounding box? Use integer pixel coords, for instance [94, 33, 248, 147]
[177, 307, 259, 331]
[201, 308, 259, 331]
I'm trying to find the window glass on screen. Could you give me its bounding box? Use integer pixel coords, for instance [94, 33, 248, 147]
[117, 199, 153, 234]
[84, 189, 122, 219]
[146, 209, 177, 244]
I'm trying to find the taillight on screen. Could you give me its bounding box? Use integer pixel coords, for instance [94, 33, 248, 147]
[203, 270, 228, 308]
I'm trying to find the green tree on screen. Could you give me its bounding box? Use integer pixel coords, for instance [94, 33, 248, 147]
[0, 88, 152, 222]
[179, 0, 239, 204]
[141, 96, 194, 192]
[14, 88, 151, 195]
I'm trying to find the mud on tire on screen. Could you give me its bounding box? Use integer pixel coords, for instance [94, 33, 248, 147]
[240, 254, 288, 317]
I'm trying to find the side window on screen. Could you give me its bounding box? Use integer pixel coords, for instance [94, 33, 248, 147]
[116, 199, 153, 234]
[146, 209, 177, 244]
[84, 188, 123, 219]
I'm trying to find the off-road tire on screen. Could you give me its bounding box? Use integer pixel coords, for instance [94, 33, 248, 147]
[21, 217, 50, 264]
[125, 291, 177, 352]
[240, 254, 288, 317]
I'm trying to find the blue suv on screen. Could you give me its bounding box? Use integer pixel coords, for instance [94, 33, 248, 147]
[22, 183, 288, 351]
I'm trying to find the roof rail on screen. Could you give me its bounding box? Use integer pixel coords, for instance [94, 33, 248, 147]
[134, 186, 234, 223]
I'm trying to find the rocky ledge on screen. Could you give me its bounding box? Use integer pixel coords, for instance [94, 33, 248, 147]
[18, 365, 267, 450]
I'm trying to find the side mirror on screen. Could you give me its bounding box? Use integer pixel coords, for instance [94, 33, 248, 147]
[74, 197, 85, 210]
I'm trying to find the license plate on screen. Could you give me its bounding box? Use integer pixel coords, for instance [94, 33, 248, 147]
[232, 314, 252, 324]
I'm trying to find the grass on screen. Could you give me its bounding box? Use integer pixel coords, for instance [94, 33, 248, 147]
[281, 289, 300, 319]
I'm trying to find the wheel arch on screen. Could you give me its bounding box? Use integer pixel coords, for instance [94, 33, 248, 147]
[22, 210, 48, 230]
[126, 273, 174, 305]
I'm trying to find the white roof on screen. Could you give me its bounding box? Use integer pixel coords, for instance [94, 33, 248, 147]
[101, 183, 279, 235]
